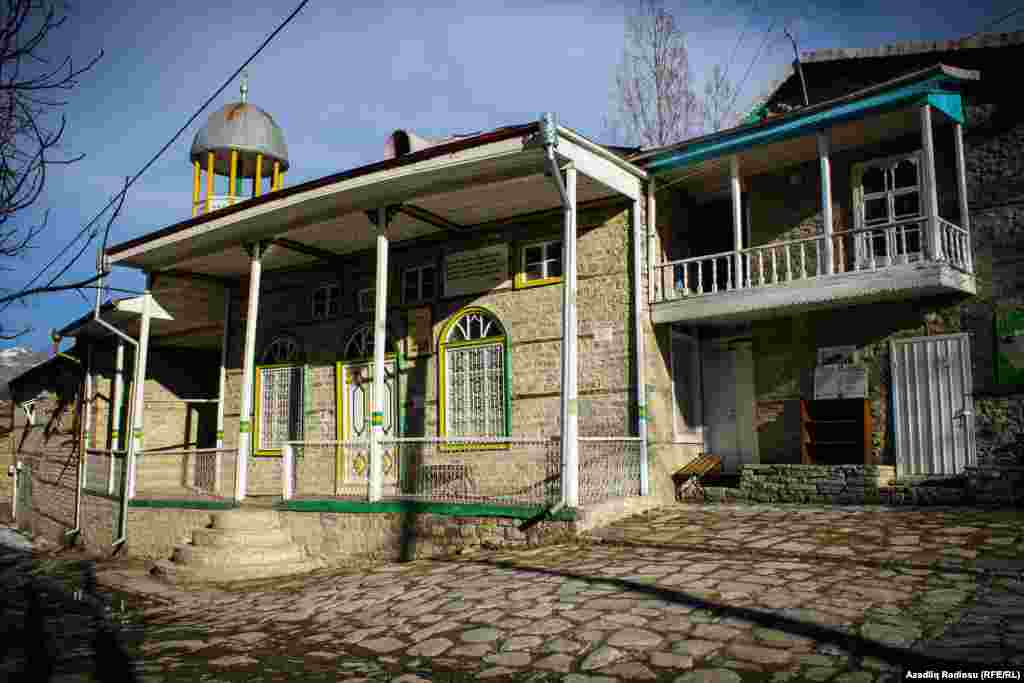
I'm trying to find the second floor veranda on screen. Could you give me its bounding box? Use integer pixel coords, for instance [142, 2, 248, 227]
[636, 64, 978, 325]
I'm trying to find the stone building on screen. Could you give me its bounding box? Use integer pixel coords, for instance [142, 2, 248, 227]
[634, 33, 1023, 501]
[8, 33, 1022, 570]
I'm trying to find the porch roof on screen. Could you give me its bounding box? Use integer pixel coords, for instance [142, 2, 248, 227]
[633, 63, 978, 178]
[105, 120, 647, 278]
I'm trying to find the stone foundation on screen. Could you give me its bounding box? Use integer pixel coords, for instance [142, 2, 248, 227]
[695, 464, 1024, 507]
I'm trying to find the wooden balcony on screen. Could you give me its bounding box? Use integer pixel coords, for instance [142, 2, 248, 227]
[650, 217, 975, 325]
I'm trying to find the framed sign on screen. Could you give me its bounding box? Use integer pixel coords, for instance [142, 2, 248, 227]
[814, 365, 868, 399]
[443, 244, 510, 298]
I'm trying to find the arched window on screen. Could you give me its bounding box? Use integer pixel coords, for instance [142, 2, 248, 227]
[262, 334, 302, 364]
[440, 308, 509, 437]
[342, 324, 397, 360]
[256, 334, 304, 454]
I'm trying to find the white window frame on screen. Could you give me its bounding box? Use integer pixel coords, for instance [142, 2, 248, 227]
[357, 287, 375, 314]
[311, 283, 340, 320]
[21, 399, 36, 426]
[852, 151, 924, 268]
[254, 364, 304, 455]
[517, 238, 562, 287]
[402, 264, 436, 304]
[670, 328, 704, 444]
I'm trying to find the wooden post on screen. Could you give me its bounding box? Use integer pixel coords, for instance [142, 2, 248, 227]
[560, 164, 579, 507]
[205, 152, 214, 214]
[369, 208, 389, 502]
[818, 131, 835, 275]
[254, 154, 263, 197]
[730, 156, 743, 287]
[126, 286, 153, 499]
[953, 121, 972, 272]
[237, 243, 264, 501]
[920, 104, 942, 261]
[192, 161, 200, 217]
[229, 150, 238, 203]
[108, 340, 124, 494]
[273, 161, 281, 191]
[215, 285, 230, 493]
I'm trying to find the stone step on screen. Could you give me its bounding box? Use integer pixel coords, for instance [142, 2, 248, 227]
[152, 557, 324, 584]
[171, 542, 305, 569]
[210, 510, 282, 531]
[190, 526, 293, 549]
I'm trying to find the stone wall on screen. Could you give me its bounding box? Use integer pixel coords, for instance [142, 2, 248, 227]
[737, 464, 897, 504]
[753, 42, 1024, 471]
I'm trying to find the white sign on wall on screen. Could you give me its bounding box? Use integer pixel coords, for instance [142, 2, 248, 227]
[814, 365, 868, 399]
[443, 244, 510, 298]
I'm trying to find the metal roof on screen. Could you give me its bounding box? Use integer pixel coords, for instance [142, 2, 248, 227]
[190, 102, 289, 177]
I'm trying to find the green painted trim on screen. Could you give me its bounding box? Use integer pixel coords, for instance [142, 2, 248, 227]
[128, 499, 240, 510]
[273, 499, 576, 520]
[649, 76, 961, 172]
[239, 421, 251, 433]
[83, 488, 119, 501]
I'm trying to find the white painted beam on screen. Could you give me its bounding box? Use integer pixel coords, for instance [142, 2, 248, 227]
[953, 122, 972, 272]
[818, 131, 835, 275]
[126, 288, 153, 500]
[730, 157, 743, 289]
[560, 165, 579, 508]
[555, 135, 643, 201]
[369, 207, 389, 503]
[920, 105, 942, 261]
[236, 243, 264, 501]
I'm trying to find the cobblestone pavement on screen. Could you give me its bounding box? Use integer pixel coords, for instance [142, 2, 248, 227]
[85, 503, 1024, 682]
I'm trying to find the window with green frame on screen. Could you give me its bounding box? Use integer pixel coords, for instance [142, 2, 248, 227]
[439, 308, 509, 437]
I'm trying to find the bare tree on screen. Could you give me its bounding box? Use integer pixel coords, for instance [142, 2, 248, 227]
[612, 0, 702, 148]
[0, 1, 102, 338]
[703, 63, 738, 133]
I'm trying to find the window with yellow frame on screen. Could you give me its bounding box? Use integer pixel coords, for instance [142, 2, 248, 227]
[439, 308, 510, 444]
[515, 239, 562, 288]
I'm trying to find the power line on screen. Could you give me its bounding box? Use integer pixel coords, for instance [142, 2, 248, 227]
[3, 0, 311, 311]
[967, 4, 1024, 38]
[721, 0, 760, 85]
[724, 14, 779, 123]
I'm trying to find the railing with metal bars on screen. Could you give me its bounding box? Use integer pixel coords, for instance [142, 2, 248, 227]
[653, 217, 973, 304]
[133, 447, 237, 499]
[578, 437, 643, 505]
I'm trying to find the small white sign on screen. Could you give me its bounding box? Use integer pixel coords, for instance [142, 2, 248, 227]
[444, 244, 510, 298]
[814, 365, 868, 399]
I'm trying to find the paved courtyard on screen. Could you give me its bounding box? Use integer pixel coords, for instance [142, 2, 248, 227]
[5, 503, 1019, 681]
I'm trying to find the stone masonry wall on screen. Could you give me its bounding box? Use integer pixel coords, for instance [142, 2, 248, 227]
[754, 44, 1024, 472]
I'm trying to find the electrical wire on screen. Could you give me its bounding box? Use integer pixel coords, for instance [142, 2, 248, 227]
[966, 4, 1024, 38]
[3, 0, 311, 310]
[723, 15, 779, 124]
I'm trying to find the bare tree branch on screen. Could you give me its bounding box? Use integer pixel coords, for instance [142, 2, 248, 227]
[609, 0, 731, 148]
[0, 1, 102, 338]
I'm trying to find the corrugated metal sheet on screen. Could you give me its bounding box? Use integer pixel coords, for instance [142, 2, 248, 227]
[890, 333, 975, 476]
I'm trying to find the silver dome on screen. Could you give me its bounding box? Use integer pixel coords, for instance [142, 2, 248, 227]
[190, 102, 289, 178]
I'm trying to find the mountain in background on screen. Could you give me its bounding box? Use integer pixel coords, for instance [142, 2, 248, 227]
[0, 347, 50, 400]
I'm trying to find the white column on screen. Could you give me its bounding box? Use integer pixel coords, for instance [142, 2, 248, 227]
[817, 131, 835, 275]
[634, 194, 649, 496]
[730, 156, 743, 288]
[369, 207, 389, 503]
[237, 243, 264, 501]
[108, 339, 124, 494]
[647, 178, 660, 303]
[920, 104, 942, 261]
[215, 284, 230, 493]
[953, 121, 973, 272]
[560, 165, 579, 508]
[126, 287, 153, 500]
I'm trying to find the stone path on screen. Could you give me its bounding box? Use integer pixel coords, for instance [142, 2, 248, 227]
[89, 504, 1024, 681]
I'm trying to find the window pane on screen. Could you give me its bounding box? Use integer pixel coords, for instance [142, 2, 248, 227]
[547, 258, 562, 278]
[546, 241, 562, 261]
[447, 342, 504, 437]
[259, 366, 303, 451]
[864, 197, 888, 224]
[893, 159, 918, 189]
[862, 166, 886, 194]
[403, 275, 418, 303]
[893, 191, 920, 219]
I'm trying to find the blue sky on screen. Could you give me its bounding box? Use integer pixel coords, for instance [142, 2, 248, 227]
[1, 0, 1020, 352]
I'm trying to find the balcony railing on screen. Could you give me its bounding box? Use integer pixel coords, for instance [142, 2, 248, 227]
[192, 194, 242, 216]
[653, 217, 973, 304]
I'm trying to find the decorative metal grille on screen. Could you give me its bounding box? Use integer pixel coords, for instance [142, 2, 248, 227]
[263, 335, 301, 363]
[258, 366, 304, 451]
[578, 438, 643, 505]
[447, 342, 504, 436]
[193, 452, 217, 492]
